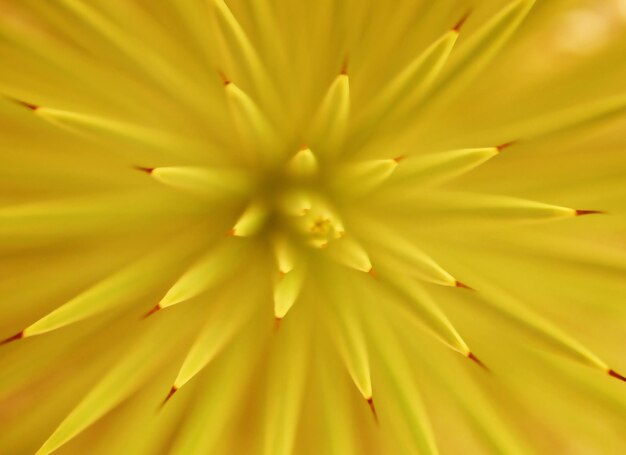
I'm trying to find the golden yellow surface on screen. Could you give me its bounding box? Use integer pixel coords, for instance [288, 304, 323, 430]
[1, 0, 626, 454]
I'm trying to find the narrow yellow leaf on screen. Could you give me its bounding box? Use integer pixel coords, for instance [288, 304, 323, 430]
[150, 166, 251, 197]
[447, 259, 611, 372]
[325, 236, 373, 273]
[272, 234, 298, 275]
[511, 92, 626, 142]
[365, 311, 439, 454]
[34, 107, 197, 152]
[332, 159, 399, 199]
[211, 0, 262, 77]
[21, 233, 197, 338]
[484, 285, 609, 371]
[310, 73, 350, 152]
[0, 191, 203, 245]
[57, 0, 203, 110]
[364, 220, 458, 287]
[356, 29, 459, 132]
[159, 241, 242, 308]
[211, 0, 281, 119]
[327, 296, 373, 399]
[224, 81, 281, 159]
[393, 147, 500, 188]
[263, 324, 310, 455]
[384, 275, 470, 355]
[230, 201, 269, 237]
[274, 266, 307, 319]
[169, 326, 266, 455]
[35, 317, 185, 455]
[407, 192, 588, 222]
[423, 353, 530, 455]
[316, 349, 361, 455]
[286, 147, 319, 178]
[173, 301, 255, 391]
[432, 0, 536, 102]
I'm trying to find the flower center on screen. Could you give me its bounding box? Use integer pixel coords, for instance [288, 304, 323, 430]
[231, 147, 345, 251]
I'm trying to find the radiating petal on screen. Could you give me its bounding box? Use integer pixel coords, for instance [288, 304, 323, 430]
[331, 158, 399, 199]
[16, 231, 198, 338]
[324, 235, 373, 273]
[210, 0, 282, 119]
[310, 71, 350, 153]
[149, 166, 251, 198]
[169, 324, 268, 455]
[35, 316, 190, 455]
[355, 27, 460, 135]
[361, 219, 459, 287]
[263, 322, 311, 455]
[431, 0, 536, 103]
[223, 79, 282, 160]
[383, 274, 471, 355]
[367, 311, 439, 454]
[274, 266, 307, 320]
[170, 290, 260, 393]
[392, 147, 501, 188]
[157, 240, 243, 309]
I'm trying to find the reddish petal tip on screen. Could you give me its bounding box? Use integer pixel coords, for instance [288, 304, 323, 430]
[340, 55, 349, 75]
[455, 280, 474, 291]
[452, 10, 472, 32]
[226, 228, 236, 237]
[366, 397, 379, 423]
[575, 210, 605, 216]
[161, 386, 178, 408]
[0, 331, 24, 346]
[496, 141, 516, 151]
[9, 97, 39, 111]
[218, 70, 231, 86]
[609, 369, 626, 382]
[368, 267, 378, 279]
[393, 155, 405, 163]
[142, 304, 161, 319]
[134, 166, 154, 174]
[468, 352, 489, 371]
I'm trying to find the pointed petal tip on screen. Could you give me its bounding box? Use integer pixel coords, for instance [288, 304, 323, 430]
[226, 228, 237, 237]
[452, 10, 472, 32]
[6, 97, 39, 111]
[134, 166, 154, 175]
[468, 352, 489, 371]
[366, 397, 379, 423]
[609, 369, 626, 383]
[160, 386, 178, 408]
[368, 267, 378, 279]
[496, 141, 516, 151]
[142, 304, 161, 319]
[274, 317, 282, 330]
[340, 56, 349, 75]
[0, 331, 24, 346]
[575, 209, 606, 217]
[455, 280, 475, 291]
[393, 155, 406, 163]
[218, 70, 231, 86]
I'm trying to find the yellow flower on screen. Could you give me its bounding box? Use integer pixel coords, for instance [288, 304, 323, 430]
[1, 0, 626, 453]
